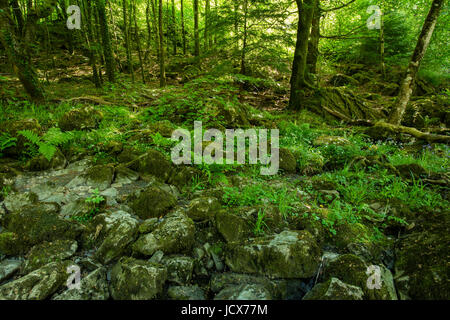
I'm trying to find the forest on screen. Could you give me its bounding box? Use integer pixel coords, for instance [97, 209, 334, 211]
[0, 0, 448, 302]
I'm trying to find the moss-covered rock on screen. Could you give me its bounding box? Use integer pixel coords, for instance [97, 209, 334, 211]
[0, 259, 22, 283]
[215, 209, 253, 243]
[138, 218, 159, 234]
[225, 230, 321, 279]
[394, 210, 449, 300]
[167, 285, 206, 300]
[303, 277, 364, 300]
[132, 211, 195, 256]
[128, 149, 174, 182]
[1, 203, 84, 255]
[58, 106, 103, 131]
[161, 255, 195, 285]
[91, 211, 139, 264]
[25, 148, 67, 172]
[0, 261, 70, 300]
[2, 118, 41, 157]
[110, 257, 167, 300]
[129, 185, 177, 219]
[22, 240, 78, 274]
[53, 267, 109, 300]
[279, 148, 297, 173]
[214, 283, 272, 300]
[187, 197, 221, 221]
[323, 254, 398, 300]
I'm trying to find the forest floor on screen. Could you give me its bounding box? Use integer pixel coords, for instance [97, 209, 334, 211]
[0, 51, 448, 300]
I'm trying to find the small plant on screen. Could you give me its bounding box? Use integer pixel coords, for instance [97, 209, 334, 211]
[72, 189, 105, 223]
[253, 209, 269, 236]
[18, 128, 74, 161]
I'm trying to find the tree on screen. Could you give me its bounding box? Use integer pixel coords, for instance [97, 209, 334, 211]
[0, 0, 58, 101]
[96, 0, 116, 82]
[194, 0, 200, 56]
[388, 0, 445, 125]
[181, 0, 187, 54]
[289, 0, 317, 110]
[158, 0, 166, 87]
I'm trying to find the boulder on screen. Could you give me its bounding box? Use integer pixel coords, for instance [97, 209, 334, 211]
[0, 259, 22, 283]
[129, 185, 177, 219]
[303, 277, 364, 300]
[161, 255, 195, 285]
[0, 262, 69, 300]
[279, 148, 297, 173]
[187, 197, 221, 221]
[110, 257, 167, 300]
[67, 164, 114, 191]
[225, 230, 321, 279]
[167, 285, 206, 300]
[214, 284, 272, 300]
[2, 118, 41, 156]
[58, 106, 103, 131]
[53, 267, 109, 300]
[215, 209, 253, 243]
[128, 149, 173, 182]
[22, 240, 78, 274]
[132, 211, 195, 256]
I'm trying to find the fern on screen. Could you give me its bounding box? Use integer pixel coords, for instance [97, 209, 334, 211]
[0, 133, 17, 157]
[18, 128, 73, 161]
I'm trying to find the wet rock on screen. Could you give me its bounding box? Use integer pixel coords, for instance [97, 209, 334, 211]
[167, 285, 206, 300]
[0, 262, 69, 300]
[187, 197, 221, 221]
[215, 284, 271, 300]
[0, 259, 22, 282]
[110, 257, 167, 300]
[129, 185, 177, 219]
[22, 240, 78, 274]
[133, 211, 195, 256]
[90, 211, 139, 264]
[58, 106, 103, 132]
[2, 191, 38, 216]
[279, 148, 297, 173]
[215, 209, 252, 243]
[161, 255, 195, 285]
[168, 166, 200, 189]
[138, 218, 159, 234]
[225, 230, 321, 279]
[303, 277, 364, 300]
[323, 254, 398, 300]
[53, 267, 109, 300]
[114, 166, 139, 184]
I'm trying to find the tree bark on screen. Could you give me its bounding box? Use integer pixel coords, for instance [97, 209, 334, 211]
[158, 0, 166, 87]
[123, 0, 134, 82]
[307, 0, 320, 75]
[240, 0, 248, 75]
[194, 0, 200, 56]
[289, 0, 317, 110]
[388, 0, 444, 125]
[96, 0, 115, 82]
[181, 0, 186, 54]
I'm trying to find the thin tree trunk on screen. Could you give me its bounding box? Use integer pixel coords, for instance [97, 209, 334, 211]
[171, 0, 176, 55]
[388, 0, 444, 125]
[239, 0, 248, 75]
[85, 0, 102, 87]
[133, 0, 145, 83]
[145, 0, 152, 61]
[181, 0, 186, 54]
[204, 0, 210, 51]
[158, 0, 166, 87]
[96, 0, 115, 82]
[194, 0, 199, 56]
[307, 0, 320, 75]
[123, 0, 134, 81]
[150, 0, 160, 60]
[380, 9, 386, 79]
[289, 0, 317, 110]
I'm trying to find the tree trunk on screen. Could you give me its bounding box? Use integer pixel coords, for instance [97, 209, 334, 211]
[158, 0, 166, 87]
[96, 0, 115, 82]
[194, 0, 200, 56]
[380, 9, 386, 79]
[240, 0, 248, 75]
[181, 0, 186, 54]
[204, 0, 210, 51]
[123, 0, 134, 82]
[388, 0, 444, 125]
[171, 0, 177, 55]
[289, 0, 317, 110]
[133, 0, 145, 83]
[307, 0, 320, 75]
[85, 0, 102, 87]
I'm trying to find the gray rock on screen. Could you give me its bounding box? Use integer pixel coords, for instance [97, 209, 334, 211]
[225, 230, 321, 279]
[110, 257, 167, 300]
[0, 262, 69, 300]
[161, 255, 194, 285]
[53, 267, 109, 300]
[303, 278, 364, 300]
[215, 284, 271, 300]
[114, 167, 139, 184]
[0, 259, 22, 282]
[167, 285, 206, 300]
[132, 211, 195, 256]
[187, 197, 221, 221]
